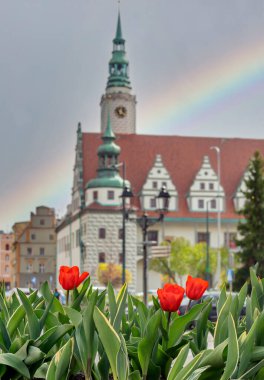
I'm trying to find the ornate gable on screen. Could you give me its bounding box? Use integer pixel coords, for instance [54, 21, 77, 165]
[140, 154, 178, 211]
[187, 155, 225, 212]
[233, 169, 249, 211]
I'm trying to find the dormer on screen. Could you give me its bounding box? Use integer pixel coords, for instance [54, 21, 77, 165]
[140, 154, 178, 211]
[233, 170, 249, 211]
[187, 155, 225, 212]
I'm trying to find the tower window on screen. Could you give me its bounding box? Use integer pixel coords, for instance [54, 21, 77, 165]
[99, 228, 106, 239]
[108, 191, 114, 200]
[93, 191, 98, 201]
[98, 252, 106, 263]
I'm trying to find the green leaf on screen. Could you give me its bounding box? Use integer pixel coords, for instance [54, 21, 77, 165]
[237, 312, 259, 377]
[199, 340, 227, 368]
[64, 306, 82, 327]
[7, 290, 38, 337]
[40, 281, 64, 314]
[113, 283, 128, 331]
[108, 282, 117, 324]
[128, 370, 141, 380]
[195, 300, 212, 350]
[214, 295, 232, 347]
[238, 282, 248, 313]
[167, 343, 190, 380]
[71, 277, 90, 309]
[171, 352, 203, 380]
[168, 304, 204, 347]
[34, 363, 49, 379]
[217, 286, 227, 315]
[0, 293, 9, 322]
[36, 324, 73, 353]
[0, 353, 30, 378]
[0, 317, 11, 351]
[17, 288, 41, 340]
[94, 306, 121, 380]
[220, 314, 239, 380]
[138, 310, 161, 378]
[55, 337, 74, 380]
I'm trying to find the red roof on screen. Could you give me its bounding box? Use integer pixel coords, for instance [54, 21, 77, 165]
[82, 133, 264, 220]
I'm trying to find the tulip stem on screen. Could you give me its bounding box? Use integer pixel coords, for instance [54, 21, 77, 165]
[66, 290, 69, 306]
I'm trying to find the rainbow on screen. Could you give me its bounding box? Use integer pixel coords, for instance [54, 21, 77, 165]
[140, 40, 264, 134]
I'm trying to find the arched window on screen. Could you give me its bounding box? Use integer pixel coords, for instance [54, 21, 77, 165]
[5, 244, 9, 250]
[98, 252, 106, 263]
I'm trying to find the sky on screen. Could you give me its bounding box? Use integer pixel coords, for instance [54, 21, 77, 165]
[0, 0, 264, 230]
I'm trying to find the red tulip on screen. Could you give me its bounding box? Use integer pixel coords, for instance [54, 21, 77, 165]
[157, 283, 185, 312]
[186, 275, 208, 300]
[59, 266, 89, 291]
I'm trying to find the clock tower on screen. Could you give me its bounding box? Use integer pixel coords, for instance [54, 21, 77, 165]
[100, 12, 136, 134]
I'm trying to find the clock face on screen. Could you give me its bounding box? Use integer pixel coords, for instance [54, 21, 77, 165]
[115, 106, 127, 118]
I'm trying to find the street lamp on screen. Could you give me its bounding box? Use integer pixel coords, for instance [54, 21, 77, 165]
[137, 186, 171, 305]
[210, 146, 221, 286]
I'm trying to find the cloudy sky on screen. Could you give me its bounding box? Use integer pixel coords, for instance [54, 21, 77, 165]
[0, 0, 264, 229]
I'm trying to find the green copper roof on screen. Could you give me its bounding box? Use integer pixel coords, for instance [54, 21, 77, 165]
[86, 176, 130, 189]
[106, 12, 131, 89]
[113, 12, 124, 44]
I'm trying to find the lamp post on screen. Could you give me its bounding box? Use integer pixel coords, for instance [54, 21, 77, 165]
[210, 146, 221, 286]
[137, 186, 171, 305]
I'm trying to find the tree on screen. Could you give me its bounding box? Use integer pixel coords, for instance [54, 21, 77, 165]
[234, 151, 264, 289]
[97, 263, 132, 288]
[149, 237, 228, 286]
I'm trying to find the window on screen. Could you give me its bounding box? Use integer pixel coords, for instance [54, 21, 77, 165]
[147, 230, 158, 245]
[150, 198, 156, 208]
[27, 247, 32, 255]
[39, 264, 45, 273]
[39, 247, 45, 256]
[5, 254, 9, 261]
[98, 252, 106, 263]
[26, 263, 33, 273]
[211, 199, 216, 209]
[209, 183, 214, 190]
[197, 232, 209, 244]
[49, 234, 54, 241]
[119, 253, 123, 264]
[152, 181, 158, 189]
[40, 219, 45, 226]
[107, 190, 114, 200]
[31, 234, 36, 240]
[200, 183, 205, 190]
[93, 191, 98, 201]
[99, 228, 106, 239]
[5, 244, 9, 250]
[5, 266, 9, 274]
[118, 229, 123, 240]
[198, 199, 204, 209]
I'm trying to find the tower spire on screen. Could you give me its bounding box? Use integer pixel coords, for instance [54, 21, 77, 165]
[106, 11, 131, 89]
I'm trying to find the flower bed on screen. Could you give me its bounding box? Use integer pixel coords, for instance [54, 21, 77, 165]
[0, 267, 263, 379]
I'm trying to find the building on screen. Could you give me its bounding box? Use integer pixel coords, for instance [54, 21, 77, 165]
[12, 206, 57, 289]
[0, 231, 14, 290]
[56, 12, 264, 292]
